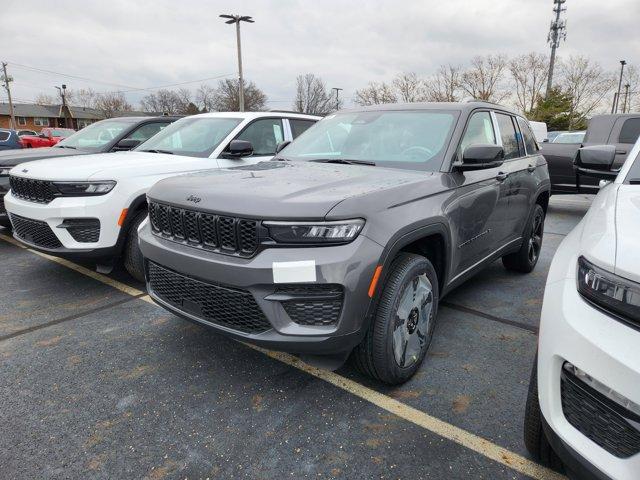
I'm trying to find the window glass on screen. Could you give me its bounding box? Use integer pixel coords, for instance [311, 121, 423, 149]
[289, 119, 316, 139]
[34, 118, 49, 127]
[625, 150, 640, 183]
[136, 117, 242, 157]
[0, 131, 10, 141]
[518, 118, 539, 154]
[459, 111, 496, 156]
[234, 118, 284, 156]
[495, 113, 520, 159]
[17, 117, 26, 126]
[50, 129, 74, 137]
[126, 122, 169, 141]
[619, 118, 640, 144]
[57, 119, 134, 150]
[283, 110, 458, 171]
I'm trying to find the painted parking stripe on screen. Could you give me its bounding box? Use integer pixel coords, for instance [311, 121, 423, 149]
[0, 233, 565, 480]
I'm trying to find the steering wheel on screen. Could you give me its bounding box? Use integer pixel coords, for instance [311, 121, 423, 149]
[401, 145, 433, 161]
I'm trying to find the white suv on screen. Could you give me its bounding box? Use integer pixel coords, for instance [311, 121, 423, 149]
[524, 139, 640, 479]
[5, 111, 320, 280]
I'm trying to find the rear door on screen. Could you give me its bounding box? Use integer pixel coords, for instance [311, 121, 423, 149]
[610, 116, 640, 169]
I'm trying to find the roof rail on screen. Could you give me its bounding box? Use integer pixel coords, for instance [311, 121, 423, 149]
[466, 99, 503, 106]
[268, 109, 306, 114]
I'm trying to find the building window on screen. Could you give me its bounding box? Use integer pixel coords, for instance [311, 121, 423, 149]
[17, 116, 27, 126]
[34, 117, 50, 127]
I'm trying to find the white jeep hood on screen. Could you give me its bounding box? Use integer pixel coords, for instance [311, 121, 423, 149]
[9, 151, 218, 181]
[579, 183, 640, 284]
[614, 185, 640, 283]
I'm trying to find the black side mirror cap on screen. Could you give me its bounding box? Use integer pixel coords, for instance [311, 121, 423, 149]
[574, 145, 618, 179]
[113, 138, 142, 151]
[457, 144, 505, 171]
[223, 139, 254, 158]
[275, 141, 291, 154]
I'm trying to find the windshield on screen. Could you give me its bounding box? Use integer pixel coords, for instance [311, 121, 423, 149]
[50, 129, 75, 137]
[553, 132, 585, 144]
[135, 117, 242, 157]
[281, 110, 458, 171]
[57, 120, 133, 150]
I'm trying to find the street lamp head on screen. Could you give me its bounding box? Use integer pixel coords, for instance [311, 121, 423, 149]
[239, 16, 254, 23]
[220, 14, 254, 24]
[620, 60, 627, 66]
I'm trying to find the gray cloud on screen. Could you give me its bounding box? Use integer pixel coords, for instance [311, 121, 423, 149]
[2, 0, 638, 108]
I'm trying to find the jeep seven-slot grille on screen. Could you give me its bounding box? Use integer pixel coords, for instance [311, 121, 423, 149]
[10, 213, 62, 249]
[9, 176, 57, 203]
[147, 262, 271, 334]
[148, 201, 259, 256]
[561, 368, 640, 458]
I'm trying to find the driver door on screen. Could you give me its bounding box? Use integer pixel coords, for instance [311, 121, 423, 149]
[217, 118, 285, 168]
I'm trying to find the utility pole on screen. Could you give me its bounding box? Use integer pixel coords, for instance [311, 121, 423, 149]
[622, 83, 630, 114]
[545, 0, 567, 97]
[55, 84, 72, 128]
[1, 62, 16, 129]
[220, 14, 254, 112]
[331, 87, 343, 112]
[614, 60, 626, 114]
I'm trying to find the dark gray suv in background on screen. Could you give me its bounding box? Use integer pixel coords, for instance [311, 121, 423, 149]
[139, 102, 550, 384]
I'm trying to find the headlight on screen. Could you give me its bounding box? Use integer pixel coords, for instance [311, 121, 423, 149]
[53, 181, 116, 196]
[0, 167, 14, 176]
[577, 256, 640, 326]
[264, 219, 364, 244]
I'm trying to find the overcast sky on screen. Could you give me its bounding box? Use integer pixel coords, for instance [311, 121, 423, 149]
[2, 0, 638, 109]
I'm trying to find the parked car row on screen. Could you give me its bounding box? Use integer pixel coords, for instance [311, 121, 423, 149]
[1, 102, 638, 480]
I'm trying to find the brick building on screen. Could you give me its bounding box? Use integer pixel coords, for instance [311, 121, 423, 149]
[0, 103, 106, 132]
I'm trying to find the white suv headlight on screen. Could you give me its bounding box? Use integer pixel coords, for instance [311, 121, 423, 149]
[53, 181, 117, 196]
[0, 167, 14, 176]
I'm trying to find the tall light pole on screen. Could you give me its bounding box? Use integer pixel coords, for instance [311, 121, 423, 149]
[331, 87, 343, 112]
[546, 0, 567, 97]
[220, 14, 254, 112]
[1, 62, 16, 129]
[622, 83, 630, 114]
[614, 60, 627, 114]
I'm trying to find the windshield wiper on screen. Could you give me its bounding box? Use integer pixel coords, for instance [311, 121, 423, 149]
[629, 178, 640, 184]
[56, 145, 76, 149]
[310, 158, 376, 166]
[140, 149, 174, 155]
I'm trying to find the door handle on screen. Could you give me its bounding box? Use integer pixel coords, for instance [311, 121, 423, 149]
[527, 164, 536, 173]
[616, 149, 627, 155]
[496, 172, 509, 182]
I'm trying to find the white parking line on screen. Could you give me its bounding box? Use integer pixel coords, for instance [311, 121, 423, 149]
[0, 232, 565, 480]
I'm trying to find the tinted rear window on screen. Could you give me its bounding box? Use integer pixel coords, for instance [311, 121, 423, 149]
[289, 119, 316, 139]
[619, 118, 640, 144]
[0, 131, 10, 142]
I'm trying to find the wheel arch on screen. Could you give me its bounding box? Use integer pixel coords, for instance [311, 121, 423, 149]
[114, 193, 148, 254]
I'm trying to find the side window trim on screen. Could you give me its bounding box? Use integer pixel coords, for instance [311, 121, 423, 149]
[282, 119, 293, 141]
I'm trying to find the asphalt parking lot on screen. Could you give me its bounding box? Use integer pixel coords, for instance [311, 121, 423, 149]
[0, 195, 592, 480]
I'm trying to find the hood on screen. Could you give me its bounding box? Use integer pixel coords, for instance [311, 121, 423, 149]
[9, 151, 215, 181]
[0, 146, 87, 166]
[614, 184, 640, 283]
[148, 161, 439, 219]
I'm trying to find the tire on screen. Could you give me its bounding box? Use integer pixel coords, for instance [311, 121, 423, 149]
[123, 210, 147, 282]
[502, 204, 545, 273]
[524, 357, 564, 471]
[352, 253, 439, 385]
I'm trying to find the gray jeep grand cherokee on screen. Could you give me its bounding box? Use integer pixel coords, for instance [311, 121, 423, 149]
[139, 102, 550, 384]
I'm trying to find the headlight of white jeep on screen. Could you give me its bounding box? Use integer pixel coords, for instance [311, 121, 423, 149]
[53, 181, 116, 196]
[264, 219, 364, 244]
[577, 256, 640, 326]
[0, 167, 14, 176]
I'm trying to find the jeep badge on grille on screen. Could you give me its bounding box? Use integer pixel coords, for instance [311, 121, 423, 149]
[186, 195, 201, 203]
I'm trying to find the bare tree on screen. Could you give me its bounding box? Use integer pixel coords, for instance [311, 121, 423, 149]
[211, 79, 267, 111]
[424, 65, 462, 102]
[140, 89, 194, 114]
[559, 55, 616, 128]
[392, 72, 427, 103]
[195, 84, 217, 112]
[353, 81, 397, 106]
[509, 53, 548, 114]
[95, 92, 132, 118]
[293, 73, 337, 114]
[460, 54, 509, 102]
[34, 93, 56, 105]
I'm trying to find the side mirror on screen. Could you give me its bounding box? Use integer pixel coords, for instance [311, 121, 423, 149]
[113, 138, 142, 151]
[38, 133, 47, 138]
[223, 139, 253, 158]
[542, 139, 549, 143]
[457, 144, 505, 171]
[574, 145, 617, 179]
[275, 141, 291, 154]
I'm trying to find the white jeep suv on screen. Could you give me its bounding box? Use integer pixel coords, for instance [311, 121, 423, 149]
[5, 112, 320, 280]
[524, 139, 640, 479]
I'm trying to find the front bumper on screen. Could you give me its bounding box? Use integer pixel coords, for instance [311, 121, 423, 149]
[4, 190, 122, 253]
[538, 272, 640, 479]
[139, 223, 384, 355]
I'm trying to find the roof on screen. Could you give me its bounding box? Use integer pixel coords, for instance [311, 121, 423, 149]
[0, 103, 166, 120]
[341, 101, 520, 116]
[187, 111, 322, 120]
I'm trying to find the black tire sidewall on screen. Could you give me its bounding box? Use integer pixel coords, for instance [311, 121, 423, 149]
[374, 254, 439, 384]
[123, 210, 147, 281]
[525, 205, 545, 269]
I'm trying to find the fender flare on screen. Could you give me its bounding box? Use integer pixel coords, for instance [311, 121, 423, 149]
[114, 194, 148, 254]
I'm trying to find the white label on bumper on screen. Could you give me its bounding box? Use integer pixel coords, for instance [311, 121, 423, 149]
[272, 260, 316, 283]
